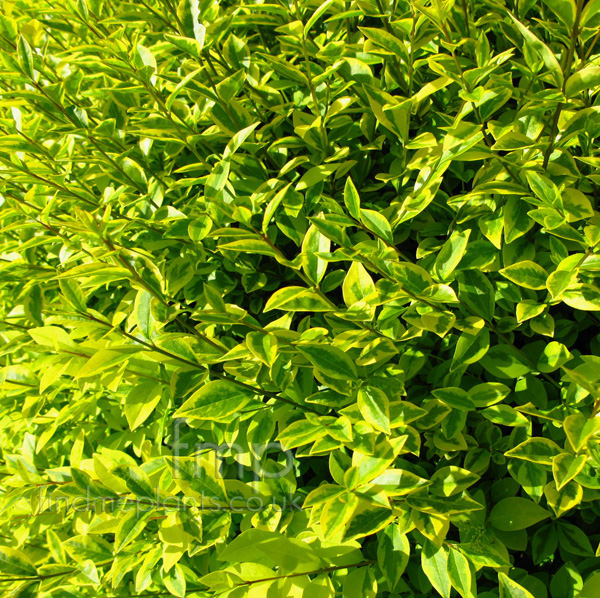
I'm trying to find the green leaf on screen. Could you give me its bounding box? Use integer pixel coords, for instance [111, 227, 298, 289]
[538, 341, 572, 373]
[517, 300, 547, 322]
[59, 278, 87, 312]
[342, 261, 376, 310]
[457, 270, 495, 321]
[480, 345, 532, 379]
[550, 563, 583, 598]
[278, 419, 325, 449]
[489, 497, 550, 531]
[532, 523, 558, 564]
[17, 35, 34, 79]
[553, 454, 587, 491]
[505, 197, 535, 243]
[516, 461, 547, 503]
[579, 572, 600, 598]
[162, 563, 186, 597]
[468, 382, 511, 407]
[223, 122, 259, 159]
[545, 480, 583, 517]
[134, 290, 155, 340]
[304, 0, 337, 35]
[377, 525, 410, 590]
[562, 284, 600, 311]
[566, 66, 600, 97]
[357, 386, 390, 434]
[76, 349, 132, 379]
[343, 501, 395, 540]
[540, 0, 575, 26]
[448, 547, 474, 598]
[360, 208, 393, 243]
[499, 573, 536, 598]
[246, 331, 278, 366]
[29, 326, 74, 349]
[218, 238, 278, 257]
[205, 160, 230, 199]
[122, 157, 148, 189]
[421, 542, 451, 598]
[562, 367, 600, 403]
[71, 467, 117, 499]
[505, 437, 563, 466]
[302, 224, 331, 285]
[343, 565, 377, 598]
[430, 466, 479, 497]
[499, 261, 548, 290]
[451, 326, 490, 371]
[526, 171, 562, 206]
[432, 387, 474, 411]
[115, 509, 152, 552]
[296, 164, 339, 190]
[507, 12, 563, 88]
[393, 262, 435, 294]
[434, 229, 471, 281]
[112, 464, 155, 499]
[546, 270, 577, 299]
[125, 382, 162, 430]
[458, 541, 510, 569]
[359, 26, 409, 62]
[178, 0, 206, 45]
[170, 456, 227, 502]
[481, 405, 529, 427]
[0, 547, 37, 576]
[320, 492, 358, 537]
[188, 217, 212, 241]
[165, 33, 203, 57]
[563, 188, 594, 220]
[582, 0, 600, 25]
[133, 43, 157, 78]
[298, 343, 358, 380]
[372, 468, 429, 494]
[63, 535, 113, 563]
[563, 412, 600, 452]
[344, 177, 361, 220]
[216, 529, 323, 569]
[265, 286, 333, 312]
[174, 380, 255, 420]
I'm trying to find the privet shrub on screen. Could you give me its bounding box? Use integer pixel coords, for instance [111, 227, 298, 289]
[2, 0, 600, 596]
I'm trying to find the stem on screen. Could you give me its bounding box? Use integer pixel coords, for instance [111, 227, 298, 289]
[460, 0, 471, 38]
[94, 230, 234, 353]
[81, 313, 321, 414]
[374, 0, 408, 93]
[138, 0, 177, 31]
[439, 22, 521, 184]
[584, 27, 600, 63]
[0, 569, 74, 583]
[292, 0, 330, 155]
[234, 560, 375, 587]
[542, 0, 585, 170]
[408, 7, 417, 96]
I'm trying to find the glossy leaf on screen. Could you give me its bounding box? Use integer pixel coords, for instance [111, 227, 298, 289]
[174, 380, 255, 420]
[488, 497, 550, 531]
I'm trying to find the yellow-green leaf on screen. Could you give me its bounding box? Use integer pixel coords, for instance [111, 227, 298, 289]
[499, 261, 548, 290]
[298, 343, 358, 380]
[174, 380, 255, 420]
[357, 386, 391, 434]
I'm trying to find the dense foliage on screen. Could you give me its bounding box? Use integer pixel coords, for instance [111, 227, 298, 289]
[1, 0, 600, 596]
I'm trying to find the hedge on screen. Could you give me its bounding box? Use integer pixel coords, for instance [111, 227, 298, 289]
[1, 0, 600, 597]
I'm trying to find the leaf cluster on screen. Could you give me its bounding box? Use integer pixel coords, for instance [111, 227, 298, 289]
[1, 0, 600, 597]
